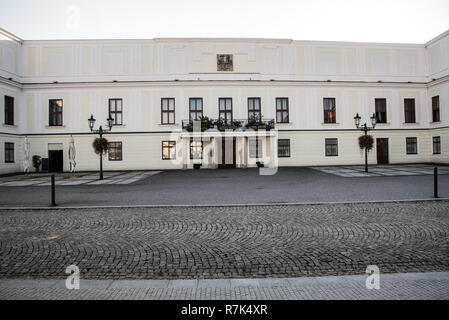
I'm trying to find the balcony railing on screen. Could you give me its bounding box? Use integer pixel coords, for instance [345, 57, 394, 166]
[182, 118, 275, 132]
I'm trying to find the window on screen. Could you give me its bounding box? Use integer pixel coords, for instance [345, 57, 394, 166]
[4, 96, 14, 125]
[276, 98, 289, 123]
[108, 142, 122, 161]
[404, 99, 416, 123]
[162, 141, 176, 160]
[218, 98, 232, 122]
[375, 98, 387, 123]
[278, 139, 291, 157]
[406, 137, 417, 155]
[49, 99, 63, 126]
[161, 98, 175, 124]
[109, 99, 123, 125]
[190, 140, 203, 160]
[189, 98, 203, 121]
[325, 138, 338, 156]
[432, 96, 440, 122]
[249, 137, 263, 158]
[323, 98, 336, 123]
[4, 142, 14, 163]
[248, 98, 261, 120]
[433, 136, 441, 155]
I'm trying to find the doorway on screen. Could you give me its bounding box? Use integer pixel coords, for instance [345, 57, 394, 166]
[217, 137, 236, 168]
[49, 150, 63, 172]
[376, 138, 389, 164]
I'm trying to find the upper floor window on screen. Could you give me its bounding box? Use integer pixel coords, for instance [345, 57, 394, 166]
[161, 98, 175, 124]
[49, 99, 63, 126]
[248, 98, 261, 120]
[433, 136, 441, 155]
[4, 96, 14, 125]
[189, 98, 203, 121]
[278, 139, 291, 158]
[162, 141, 176, 160]
[190, 139, 203, 160]
[404, 99, 416, 123]
[323, 98, 336, 123]
[219, 98, 232, 122]
[325, 138, 338, 156]
[4, 142, 14, 163]
[109, 99, 123, 125]
[406, 137, 418, 155]
[375, 98, 387, 124]
[108, 142, 122, 161]
[276, 98, 289, 123]
[432, 96, 440, 122]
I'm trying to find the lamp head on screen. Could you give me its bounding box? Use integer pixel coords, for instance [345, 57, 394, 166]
[88, 114, 96, 131]
[354, 113, 361, 128]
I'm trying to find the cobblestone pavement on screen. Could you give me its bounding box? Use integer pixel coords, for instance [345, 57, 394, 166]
[0, 171, 161, 186]
[1, 272, 448, 300]
[311, 164, 449, 177]
[0, 201, 448, 280]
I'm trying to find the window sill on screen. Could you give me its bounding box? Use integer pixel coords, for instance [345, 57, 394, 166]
[430, 121, 441, 124]
[45, 125, 66, 128]
[159, 123, 179, 126]
[402, 122, 419, 125]
[375, 122, 390, 125]
[276, 122, 293, 125]
[2, 124, 17, 128]
[321, 123, 340, 125]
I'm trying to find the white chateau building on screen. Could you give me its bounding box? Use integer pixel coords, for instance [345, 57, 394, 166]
[0, 28, 448, 174]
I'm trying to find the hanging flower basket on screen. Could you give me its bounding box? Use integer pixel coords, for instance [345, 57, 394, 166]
[92, 137, 109, 155]
[358, 135, 374, 151]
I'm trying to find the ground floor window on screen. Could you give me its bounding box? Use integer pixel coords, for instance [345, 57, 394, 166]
[108, 142, 123, 161]
[249, 137, 263, 158]
[190, 140, 203, 160]
[433, 136, 441, 155]
[162, 141, 176, 160]
[325, 138, 338, 156]
[4, 142, 14, 163]
[278, 139, 291, 157]
[406, 137, 418, 155]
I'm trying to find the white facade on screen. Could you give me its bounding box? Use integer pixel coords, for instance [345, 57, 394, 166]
[0, 28, 448, 174]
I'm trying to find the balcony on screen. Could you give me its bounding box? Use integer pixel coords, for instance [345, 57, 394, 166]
[182, 116, 275, 132]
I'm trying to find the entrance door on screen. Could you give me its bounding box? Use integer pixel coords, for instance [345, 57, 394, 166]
[218, 137, 236, 168]
[376, 138, 389, 164]
[49, 150, 63, 172]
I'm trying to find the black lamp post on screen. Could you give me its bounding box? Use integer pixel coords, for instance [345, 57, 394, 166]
[354, 112, 377, 173]
[88, 114, 114, 180]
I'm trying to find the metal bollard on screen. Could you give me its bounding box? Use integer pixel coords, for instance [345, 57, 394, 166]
[434, 167, 438, 198]
[51, 174, 57, 206]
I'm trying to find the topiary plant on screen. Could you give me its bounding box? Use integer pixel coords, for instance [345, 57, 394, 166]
[359, 135, 374, 152]
[32, 155, 42, 172]
[92, 137, 109, 155]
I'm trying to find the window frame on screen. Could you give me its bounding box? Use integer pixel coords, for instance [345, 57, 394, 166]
[218, 98, 233, 122]
[162, 141, 176, 160]
[323, 97, 337, 124]
[189, 139, 203, 160]
[325, 138, 338, 157]
[375, 98, 387, 124]
[277, 139, 291, 158]
[404, 98, 416, 123]
[108, 141, 123, 161]
[161, 98, 176, 125]
[189, 98, 203, 121]
[49, 99, 63, 126]
[432, 96, 440, 123]
[248, 97, 261, 120]
[4, 142, 14, 163]
[275, 97, 289, 124]
[4, 95, 14, 126]
[108, 98, 123, 125]
[249, 137, 263, 159]
[433, 136, 441, 155]
[406, 137, 418, 155]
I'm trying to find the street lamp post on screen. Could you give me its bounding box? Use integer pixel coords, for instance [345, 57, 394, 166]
[88, 114, 114, 180]
[354, 112, 377, 173]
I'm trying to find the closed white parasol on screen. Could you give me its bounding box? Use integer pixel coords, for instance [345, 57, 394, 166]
[69, 135, 76, 172]
[23, 137, 31, 173]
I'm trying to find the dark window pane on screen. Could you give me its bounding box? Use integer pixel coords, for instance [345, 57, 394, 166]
[278, 139, 290, 157]
[375, 98, 387, 123]
[404, 99, 416, 123]
[406, 137, 417, 155]
[4, 96, 14, 125]
[433, 136, 441, 155]
[432, 96, 440, 122]
[325, 138, 338, 156]
[161, 98, 175, 124]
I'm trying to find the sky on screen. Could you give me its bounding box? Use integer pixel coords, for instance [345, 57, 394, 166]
[1, 0, 448, 43]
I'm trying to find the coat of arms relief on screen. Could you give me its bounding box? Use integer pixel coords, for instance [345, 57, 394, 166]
[217, 54, 233, 71]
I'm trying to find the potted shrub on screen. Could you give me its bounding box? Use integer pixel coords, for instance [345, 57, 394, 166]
[199, 116, 214, 130]
[92, 137, 109, 155]
[358, 135, 374, 152]
[231, 120, 242, 129]
[32, 155, 42, 173]
[256, 161, 264, 168]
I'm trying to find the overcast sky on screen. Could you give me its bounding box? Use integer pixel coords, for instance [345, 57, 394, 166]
[1, 0, 448, 43]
